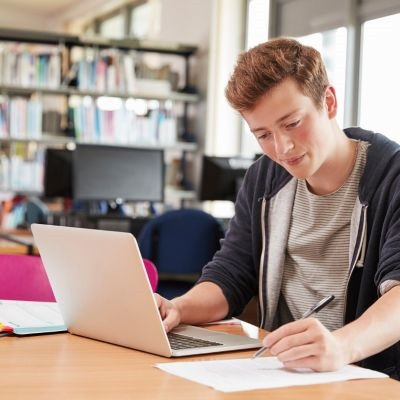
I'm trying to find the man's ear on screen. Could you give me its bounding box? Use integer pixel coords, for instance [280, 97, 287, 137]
[324, 85, 338, 119]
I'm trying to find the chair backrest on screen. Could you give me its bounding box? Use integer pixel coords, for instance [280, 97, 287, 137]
[143, 258, 158, 292]
[0, 254, 158, 302]
[138, 208, 224, 277]
[0, 254, 55, 302]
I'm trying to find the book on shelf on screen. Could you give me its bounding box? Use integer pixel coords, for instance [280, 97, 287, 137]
[0, 149, 43, 194]
[0, 94, 178, 147]
[70, 46, 173, 96]
[73, 47, 139, 94]
[0, 95, 42, 139]
[69, 98, 177, 146]
[0, 41, 61, 88]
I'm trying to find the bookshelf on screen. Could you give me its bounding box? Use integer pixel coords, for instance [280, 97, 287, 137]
[0, 28, 199, 201]
[0, 84, 199, 102]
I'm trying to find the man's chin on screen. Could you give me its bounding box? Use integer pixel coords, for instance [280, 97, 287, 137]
[282, 167, 313, 180]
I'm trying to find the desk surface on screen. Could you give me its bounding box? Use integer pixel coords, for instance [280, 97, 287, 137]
[0, 230, 37, 255]
[1, 322, 399, 399]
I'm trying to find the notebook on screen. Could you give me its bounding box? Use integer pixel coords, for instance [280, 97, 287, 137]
[31, 224, 261, 357]
[0, 299, 66, 335]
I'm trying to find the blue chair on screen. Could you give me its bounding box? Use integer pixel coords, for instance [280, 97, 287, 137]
[138, 209, 224, 299]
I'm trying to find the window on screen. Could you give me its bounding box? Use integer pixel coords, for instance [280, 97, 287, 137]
[246, 0, 269, 49]
[297, 28, 347, 128]
[359, 13, 400, 143]
[130, 2, 152, 39]
[99, 12, 124, 39]
[241, 0, 270, 157]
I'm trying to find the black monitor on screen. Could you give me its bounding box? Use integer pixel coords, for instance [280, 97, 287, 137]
[43, 148, 73, 198]
[200, 156, 253, 201]
[73, 144, 164, 202]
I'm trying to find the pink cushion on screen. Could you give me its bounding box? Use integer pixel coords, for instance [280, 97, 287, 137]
[143, 259, 158, 292]
[0, 254, 56, 302]
[0, 254, 158, 301]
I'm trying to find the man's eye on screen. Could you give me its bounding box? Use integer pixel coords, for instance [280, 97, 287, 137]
[286, 120, 300, 129]
[257, 133, 270, 141]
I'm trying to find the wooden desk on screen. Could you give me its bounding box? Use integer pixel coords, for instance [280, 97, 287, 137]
[1, 322, 399, 399]
[0, 230, 37, 255]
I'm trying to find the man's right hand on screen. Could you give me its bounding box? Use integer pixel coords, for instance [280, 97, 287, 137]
[155, 293, 182, 332]
[154, 282, 230, 332]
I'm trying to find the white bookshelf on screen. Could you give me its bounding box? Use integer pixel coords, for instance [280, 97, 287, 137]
[0, 84, 199, 103]
[0, 28, 200, 201]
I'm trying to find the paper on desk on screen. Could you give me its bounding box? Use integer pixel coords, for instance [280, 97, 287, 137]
[0, 300, 66, 335]
[155, 357, 387, 393]
[200, 318, 241, 326]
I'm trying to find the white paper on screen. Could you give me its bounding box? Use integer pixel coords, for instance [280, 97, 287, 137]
[155, 357, 388, 392]
[200, 318, 241, 326]
[0, 300, 65, 331]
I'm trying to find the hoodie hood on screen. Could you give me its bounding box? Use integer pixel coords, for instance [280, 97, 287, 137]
[345, 127, 400, 204]
[254, 127, 400, 203]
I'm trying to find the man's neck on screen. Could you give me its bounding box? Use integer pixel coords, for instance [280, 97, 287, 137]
[307, 129, 358, 196]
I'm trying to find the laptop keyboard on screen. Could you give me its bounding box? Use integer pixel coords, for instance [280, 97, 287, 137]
[167, 332, 223, 350]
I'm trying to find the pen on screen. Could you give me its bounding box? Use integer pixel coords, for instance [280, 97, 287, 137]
[252, 294, 335, 359]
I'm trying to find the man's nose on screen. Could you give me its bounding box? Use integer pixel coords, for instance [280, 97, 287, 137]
[274, 131, 294, 155]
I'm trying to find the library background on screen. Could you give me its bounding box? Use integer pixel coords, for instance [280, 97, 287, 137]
[1, 0, 400, 299]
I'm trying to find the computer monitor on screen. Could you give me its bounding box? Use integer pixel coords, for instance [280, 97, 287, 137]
[43, 148, 73, 198]
[200, 156, 253, 201]
[73, 144, 164, 203]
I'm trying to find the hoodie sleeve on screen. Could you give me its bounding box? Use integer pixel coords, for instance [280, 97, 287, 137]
[374, 178, 400, 292]
[197, 167, 259, 317]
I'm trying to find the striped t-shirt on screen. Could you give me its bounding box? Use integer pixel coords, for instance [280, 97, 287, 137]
[279, 140, 369, 331]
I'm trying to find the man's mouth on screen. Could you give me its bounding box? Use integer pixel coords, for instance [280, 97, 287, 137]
[281, 154, 305, 166]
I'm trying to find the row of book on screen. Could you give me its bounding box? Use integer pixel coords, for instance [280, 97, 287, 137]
[0, 96, 43, 139]
[0, 42, 176, 95]
[71, 103, 177, 146]
[0, 154, 43, 193]
[0, 42, 62, 88]
[75, 48, 137, 94]
[73, 48, 172, 95]
[0, 94, 178, 145]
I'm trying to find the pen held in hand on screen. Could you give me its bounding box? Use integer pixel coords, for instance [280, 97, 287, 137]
[251, 294, 335, 360]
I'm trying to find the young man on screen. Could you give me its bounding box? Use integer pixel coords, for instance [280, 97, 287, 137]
[156, 38, 400, 378]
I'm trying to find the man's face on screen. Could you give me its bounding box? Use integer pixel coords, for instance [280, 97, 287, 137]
[242, 78, 337, 180]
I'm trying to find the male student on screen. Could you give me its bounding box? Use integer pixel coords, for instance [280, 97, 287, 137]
[156, 38, 400, 378]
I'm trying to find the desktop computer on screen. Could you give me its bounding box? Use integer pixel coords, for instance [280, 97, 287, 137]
[199, 155, 253, 202]
[42, 144, 164, 235]
[73, 144, 164, 203]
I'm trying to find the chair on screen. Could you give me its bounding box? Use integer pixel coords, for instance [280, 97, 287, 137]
[138, 208, 225, 299]
[143, 259, 158, 292]
[0, 254, 55, 301]
[0, 254, 158, 301]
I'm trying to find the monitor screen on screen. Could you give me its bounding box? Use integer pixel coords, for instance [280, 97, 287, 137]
[200, 156, 253, 201]
[73, 144, 164, 202]
[43, 148, 73, 198]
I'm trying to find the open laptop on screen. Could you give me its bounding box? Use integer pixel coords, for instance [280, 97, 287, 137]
[31, 224, 261, 357]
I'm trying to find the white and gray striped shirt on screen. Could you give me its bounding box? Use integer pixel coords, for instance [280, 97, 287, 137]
[280, 140, 369, 331]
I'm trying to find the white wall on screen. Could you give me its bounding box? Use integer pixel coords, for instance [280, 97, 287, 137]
[205, 0, 246, 157]
[0, 7, 50, 31]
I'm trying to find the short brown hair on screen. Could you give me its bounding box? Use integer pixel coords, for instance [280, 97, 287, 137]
[225, 37, 329, 112]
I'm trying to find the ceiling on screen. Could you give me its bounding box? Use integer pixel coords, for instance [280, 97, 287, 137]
[0, 0, 83, 16]
[0, 0, 128, 32]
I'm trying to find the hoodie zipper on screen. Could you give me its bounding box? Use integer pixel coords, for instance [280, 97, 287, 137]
[343, 204, 368, 325]
[259, 197, 267, 329]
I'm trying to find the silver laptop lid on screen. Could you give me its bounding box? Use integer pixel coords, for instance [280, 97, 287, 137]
[31, 224, 172, 357]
